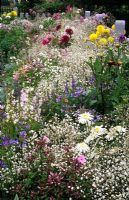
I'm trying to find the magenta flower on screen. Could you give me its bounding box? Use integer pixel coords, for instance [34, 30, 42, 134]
[42, 36, 52, 45]
[76, 155, 87, 165]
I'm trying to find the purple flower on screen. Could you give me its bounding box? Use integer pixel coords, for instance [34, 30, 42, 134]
[19, 131, 26, 138]
[9, 139, 19, 145]
[0, 160, 7, 168]
[118, 34, 126, 43]
[1, 136, 10, 146]
[71, 78, 76, 89]
[56, 95, 63, 103]
[1, 136, 19, 146]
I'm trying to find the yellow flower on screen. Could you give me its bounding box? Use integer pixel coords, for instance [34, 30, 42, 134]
[96, 25, 105, 33]
[7, 12, 12, 16]
[111, 24, 115, 30]
[11, 11, 17, 17]
[104, 28, 110, 34]
[108, 36, 115, 43]
[98, 38, 108, 46]
[89, 33, 98, 42]
[96, 31, 101, 37]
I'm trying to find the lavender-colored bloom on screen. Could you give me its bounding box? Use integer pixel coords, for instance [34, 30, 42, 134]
[56, 95, 63, 103]
[72, 87, 84, 97]
[19, 130, 26, 138]
[118, 34, 126, 43]
[71, 78, 76, 89]
[9, 139, 19, 145]
[1, 136, 19, 146]
[0, 160, 7, 168]
[2, 136, 10, 146]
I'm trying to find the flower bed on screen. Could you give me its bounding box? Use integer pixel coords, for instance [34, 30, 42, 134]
[0, 8, 129, 200]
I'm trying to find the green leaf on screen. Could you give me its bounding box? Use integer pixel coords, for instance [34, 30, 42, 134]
[14, 194, 19, 200]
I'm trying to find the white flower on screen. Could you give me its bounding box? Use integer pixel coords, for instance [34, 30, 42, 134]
[106, 126, 126, 141]
[5, 16, 11, 19]
[113, 126, 126, 133]
[91, 125, 106, 136]
[39, 24, 44, 30]
[78, 112, 93, 125]
[75, 142, 90, 153]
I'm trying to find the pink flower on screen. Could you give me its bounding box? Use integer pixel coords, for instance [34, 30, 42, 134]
[43, 136, 50, 144]
[80, 16, 85, 23]
[76, 155, 87, 165]
[65, 27, 73, 36]
[66, 5, 73, 12]
[60, 34, 70, 44]
[13, 72, 20, 81]
[48, 172, 62, 185]
[52, 13, 61, 20]
[42, 35, 52, 45]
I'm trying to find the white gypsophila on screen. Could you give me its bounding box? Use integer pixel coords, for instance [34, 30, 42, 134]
[78, 112, 94, 125]
[39, 24, 44, 30]
[75, 142, 90, 153]
[106, 126, 126, 141]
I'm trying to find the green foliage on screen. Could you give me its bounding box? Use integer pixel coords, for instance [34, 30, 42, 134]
[34, 0, 65, 13]
[86, 45, 129, 114]
[0, 27, 27, 63]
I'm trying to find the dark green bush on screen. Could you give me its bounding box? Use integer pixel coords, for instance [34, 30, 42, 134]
[0, 27, 27, 63]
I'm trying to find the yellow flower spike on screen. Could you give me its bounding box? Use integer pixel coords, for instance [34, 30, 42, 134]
[112, 24, 115, 30]
[96, 25, 105, 33]
[124, 30, 126, 35]
[89, 33, 98, 42]
[108, 36, 115, 43]
[98, 38, 108, 46]
[11, 11, 17, 17]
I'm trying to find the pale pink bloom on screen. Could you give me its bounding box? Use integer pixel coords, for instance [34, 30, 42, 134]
[43, 136, 50, 144]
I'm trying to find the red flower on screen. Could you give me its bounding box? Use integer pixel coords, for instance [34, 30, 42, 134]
[42, 36, 52, 45]
[55, 24, 61, 31]
[60, 34, 70, 44]
[65, 27, 73, 36]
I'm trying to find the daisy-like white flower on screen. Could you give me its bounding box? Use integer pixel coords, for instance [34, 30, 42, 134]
[75, 142, 90, 153]
[78, 112, 93, 125]
[91, 125, 106, 136]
